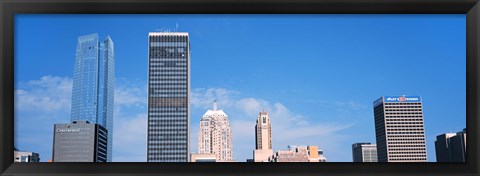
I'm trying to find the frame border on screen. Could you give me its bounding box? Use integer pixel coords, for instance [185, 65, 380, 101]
[1, 0, 479, 175]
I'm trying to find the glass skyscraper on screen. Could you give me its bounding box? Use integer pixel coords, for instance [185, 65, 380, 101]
[147, 32, 190, 162]
[71, 33, 114, 162]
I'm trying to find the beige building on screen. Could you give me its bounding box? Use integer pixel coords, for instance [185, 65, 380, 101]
[253, 110, 273, 162]
[270, 145, 326, 162]
[190, 153, 216, 162]
[197, 99, 234, 162]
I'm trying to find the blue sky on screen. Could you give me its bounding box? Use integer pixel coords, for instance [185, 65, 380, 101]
[14, 14, 466, 162]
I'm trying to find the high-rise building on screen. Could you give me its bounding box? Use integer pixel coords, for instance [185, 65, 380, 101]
[373, 95, 427, 162]
[270, 145, 326, 162]
[197, 99, 234, 162]
[435, 128, 466, 162]
[53, 121, 108, 162]
[71, 33, 114, 162]
[14, 150, 40, 162]
[147, 32, 190, 162]
[352, 142, 378, 162]
[253, 110, 273, 162]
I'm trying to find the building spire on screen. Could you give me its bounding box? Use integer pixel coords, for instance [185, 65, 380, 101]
[213, 98, 217, 111]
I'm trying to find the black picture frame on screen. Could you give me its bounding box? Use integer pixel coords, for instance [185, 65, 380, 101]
[1, 0, 479, 175]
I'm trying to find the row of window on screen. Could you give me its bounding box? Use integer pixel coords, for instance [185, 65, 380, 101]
[149, 80, 187, 83]
[389, 155, 427, 160]
[386, 112, 423, 115]
[385, 109, 422, 111]
[386, 129, 424, 132]
[386, 125, 424, 128]
[384, 106, 422, 108]
[386, 122, 423, 124]
[388, 141, 425, 144]
[388, 148, 426, 151]
[387, 138, 425, 141]
[149, 85, 188, 88]
[387, 135, 425, 138]
[149, 112, 187, 115]
[147, 116, 188, 119]
[388, 145, 426, 148]
[387, 132, 425, 134]
[148, 94, 187, 98]
[386, 118, 423, 121]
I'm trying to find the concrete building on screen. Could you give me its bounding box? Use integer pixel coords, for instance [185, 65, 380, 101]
[253, 110, 273, 162]
[270, 145, 326, 162]
[198, 99, 234, 162]
[435, 128, 466, 162]
[53, 120, 107, 162]
[71, 33, 114, 162]
[190, 153, 216, 162]
[147, 32, 190, 162]
[373, 96, 427, 162]
[14, 150, 40, 162]
[352, 142, 378, 162]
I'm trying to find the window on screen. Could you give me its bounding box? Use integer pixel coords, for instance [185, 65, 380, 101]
[263, 117, 266, 123]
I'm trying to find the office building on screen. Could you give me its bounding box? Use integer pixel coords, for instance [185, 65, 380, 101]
[352, 142, 378, 162]
[71, 33, 114, 162]
[373, 95, 427, 162]
[147, 32, 190, 162]
[198, 99, 234, 162]
[435, 128, 466, 162]
[270, 145, 326, 162]
[14, 150, 40, 162]
[53, 121, 108, 162]
[253, 110, 273, 162]
[190, 153, 216, 162]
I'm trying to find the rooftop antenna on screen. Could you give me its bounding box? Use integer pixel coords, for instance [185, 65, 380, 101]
[213, 98, 217, 111]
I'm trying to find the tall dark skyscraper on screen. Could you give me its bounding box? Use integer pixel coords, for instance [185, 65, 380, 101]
[53, 121, 108, 162]
[147, 32, 190, 162]
[373, 95, 427, 162]
[71, 34, 114, 162]
[435, 128, 466, 162]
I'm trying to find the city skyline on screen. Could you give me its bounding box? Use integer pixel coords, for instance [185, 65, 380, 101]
[14, 14, 466, 162]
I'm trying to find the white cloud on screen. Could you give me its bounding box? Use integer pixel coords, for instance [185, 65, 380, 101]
[15, 75, 72, 113]
[115, 84, 147, 108]
[112, 113, 147, 162]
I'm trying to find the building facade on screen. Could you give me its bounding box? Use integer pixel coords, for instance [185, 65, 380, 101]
[435, 128, 466, 162]
[53, 121, 108, 162]
[270, 145, 326, 162]
[14, 150, 40, 162]
[71, 33, 114, 162]
[147, 32, 190, 162]
[198, 100, 234, 162]
[352, 142, 378, 162]
[373, 96, 427, 162]
[253, 110, 273, 162]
